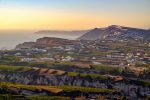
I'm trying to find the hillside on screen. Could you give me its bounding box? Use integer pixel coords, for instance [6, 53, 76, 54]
[16, 37, 78, 49]
[78, 25, 150, 41]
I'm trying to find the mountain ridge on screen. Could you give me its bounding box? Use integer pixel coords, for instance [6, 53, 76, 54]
[78, 25, 150, 41]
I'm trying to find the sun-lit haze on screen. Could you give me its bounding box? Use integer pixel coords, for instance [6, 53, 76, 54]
[0, 0, 150, 30]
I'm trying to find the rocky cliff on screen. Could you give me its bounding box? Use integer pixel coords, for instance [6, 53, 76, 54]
[0, 71, 149, 99]
[16, 37, 78, 49]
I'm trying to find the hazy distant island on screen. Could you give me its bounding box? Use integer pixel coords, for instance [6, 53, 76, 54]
[34, 25, 150, 40]
[15, 25, 150, 51]
[35, 30, 88, 35]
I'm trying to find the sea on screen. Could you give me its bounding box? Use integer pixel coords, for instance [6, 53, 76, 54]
[0, 30, 78, 50]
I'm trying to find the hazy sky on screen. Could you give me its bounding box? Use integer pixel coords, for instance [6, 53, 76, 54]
[0, 0, 150, 30]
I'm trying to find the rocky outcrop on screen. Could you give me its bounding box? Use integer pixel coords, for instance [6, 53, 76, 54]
[0, 71, 149, 99]
[16, 37, 79, 49]
[36, 37, 76, 48]
[16, 42, 36, 49]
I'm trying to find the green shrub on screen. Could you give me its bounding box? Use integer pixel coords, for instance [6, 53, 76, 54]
[67, 72, 79, 77]
[67, 72, 108, 80]
[92, 65, 123, 75]
[58, 86, 117, 93]
[27, 96, 70, 100]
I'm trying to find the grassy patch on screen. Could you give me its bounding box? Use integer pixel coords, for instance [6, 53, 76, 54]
[0, 82, 118, 94]
[27, 96, 70, 100]
[0, 82, 62, 93]
[90, 51, 112, 56]
[67, 72, 108, 80]
[129, 79, 150, 87]
[92, 65, 123, 75]
[0, 65, 31, 72]
[67, 72, 79, 77]
[52, 62, 78, 66]
[0, 82, 120, 100]
[57, 86, 117, 93]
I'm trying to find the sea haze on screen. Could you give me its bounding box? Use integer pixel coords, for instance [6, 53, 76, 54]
[0, 30, 81, 50]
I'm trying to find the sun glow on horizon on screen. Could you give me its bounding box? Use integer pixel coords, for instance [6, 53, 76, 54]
[0, 0, 150, 30]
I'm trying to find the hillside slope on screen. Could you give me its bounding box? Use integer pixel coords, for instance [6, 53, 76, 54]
[78, 25, 150, 41]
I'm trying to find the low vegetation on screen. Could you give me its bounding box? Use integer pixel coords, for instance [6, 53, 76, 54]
[0, 82, 119, 100]
[56, 86, 117, 93]
[129, 79, 150, 87]
[68, 72, 108, 80]
[91, 65, 123, 75]
[90, 51, 112, 56]
[0, 65, 31, 72]
[27, 96, 70, 100]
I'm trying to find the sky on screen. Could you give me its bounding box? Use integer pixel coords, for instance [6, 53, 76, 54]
[0, 0, 150, 30]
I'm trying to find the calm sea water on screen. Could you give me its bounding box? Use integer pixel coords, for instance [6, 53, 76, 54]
[0, 30, 78, 50]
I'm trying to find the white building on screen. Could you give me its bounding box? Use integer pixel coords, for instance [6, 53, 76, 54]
[40, 57, 55, 62]
[62, 56, 74, 62]
[21, 58, 35, 62]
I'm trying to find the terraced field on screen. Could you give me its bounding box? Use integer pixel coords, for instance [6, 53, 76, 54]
[0, 82, 120, 100]
[0, 65, 66, 76]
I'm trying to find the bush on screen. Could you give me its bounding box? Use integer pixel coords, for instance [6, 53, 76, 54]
[91, 65, 123, 75]
[67, 72, 108, 80]
[58, 86, 117, 93]
[67, 72, 79, 77]
[27, 96, 70, 100]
